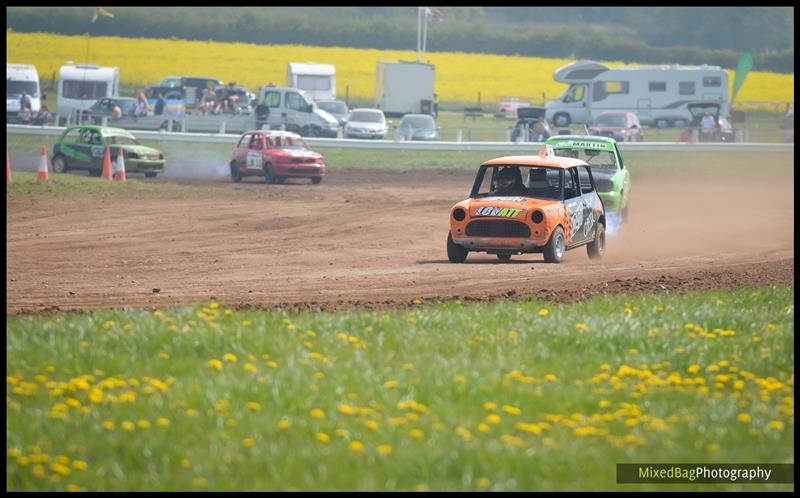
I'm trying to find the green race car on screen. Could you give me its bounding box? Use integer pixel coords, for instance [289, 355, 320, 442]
[51, 125, 165, 178]
[543, 135, 631, 226]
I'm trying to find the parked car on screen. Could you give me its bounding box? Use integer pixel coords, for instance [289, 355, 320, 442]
[86, 97, 137, 123]
[588, 111, 644, 142]
[395, 113, 439, 141]
[51, 125, 165, 178]
[447, 155, 606, 263]
[213, 84, 255, 115]
[344, 108, 389, 139]
[315, 99, 349, 126]
[510, 106, 551, 142]
[544, 135, 632, 222]
[229, 130, 326, 184]
[148, 76, 223, 108]
[686, 102, 735, 142]
[780, 108, 794, 143]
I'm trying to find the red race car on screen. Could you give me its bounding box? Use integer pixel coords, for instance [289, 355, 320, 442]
[229, 130, 326, 184]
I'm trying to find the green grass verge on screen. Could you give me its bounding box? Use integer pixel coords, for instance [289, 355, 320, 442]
[6, 171, 148, 196]
[7, 286, 794, 491]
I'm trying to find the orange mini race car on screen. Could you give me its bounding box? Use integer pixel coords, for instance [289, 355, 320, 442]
[447, 155, 606, 263]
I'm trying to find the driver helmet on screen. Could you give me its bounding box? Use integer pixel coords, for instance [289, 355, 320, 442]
[496, 168, 518, 190]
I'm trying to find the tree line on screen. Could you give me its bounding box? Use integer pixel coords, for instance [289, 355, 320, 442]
[6, 7, 793, 73]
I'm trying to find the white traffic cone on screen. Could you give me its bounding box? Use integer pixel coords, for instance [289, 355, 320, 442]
[114, 148, 127, 181]
[37, 145, 49, 182]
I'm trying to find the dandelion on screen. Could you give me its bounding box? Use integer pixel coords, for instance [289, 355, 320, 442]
[157, 417, 170, 427]
[538, 308, 549, 316]
[737, 413, 752, 423]
[158, 352, 170, 360]
[186, 408, 198, 417]
[223, 353, 238, 363]
[121, 421, 135, 431]
[475, 478, 491, 489]
[310, 408, 325, 419]
[366, 420, 380, 431]
[502, 405, 521, 416]
[687, 364, 701, 374]
[137, 419, 151, 429]
[384, 380, 399, 389]
[316, 432, 330, 444]
[377, 444, 393, 456]
[706, 442, 720, 453]
[208, 359, 223, 372]
[478, 423, 491, 433]
[575, 322, 588, 331]
[545, 374, 557, 382]
[192, 477, 208, 487]
[72, 460, 88, 471]
[598, 400, 612, 408]
[348, 440, 365, 453]
[483, 402, 498, 411]
[768, 420, 784, 430]
[102, 419, 115, 430]
[242, 438, 256, 448]
[50, 463, 71, 476]
[486, 414, 501, 424]
[409, 429, 424, 439]
[33, 464, 46, 478]
[246, 401, 261, 412]
[403, 363, 414, 370]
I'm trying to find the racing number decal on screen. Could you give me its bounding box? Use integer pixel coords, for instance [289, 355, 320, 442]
[475, 207, 521, 218]
[565, 197, 595, 243]
[246, 152, 262, 169]
[91, 146, 105, 158]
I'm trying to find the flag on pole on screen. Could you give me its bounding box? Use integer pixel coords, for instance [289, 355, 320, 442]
[425, 7, 444, 23]
[731, 51, 753, 103]
[91, 6, 115, 23]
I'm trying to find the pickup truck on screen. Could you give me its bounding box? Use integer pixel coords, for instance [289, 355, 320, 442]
[147, 76, 223, 109]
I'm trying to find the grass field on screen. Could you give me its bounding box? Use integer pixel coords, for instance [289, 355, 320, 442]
[6, 285, 794, 491]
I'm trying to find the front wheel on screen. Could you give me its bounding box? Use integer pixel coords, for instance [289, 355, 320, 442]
[543, 226, 565, 263]
[144, 172, 158, 178]
[88, 168, 102, 177]
[264, 163, 275, 184]
[587, 223, 606, 259]
[230, 162, 241, 183]
[311, 177, 322, 185]
[553, 113, 571, 127]
[52, 155, 68, 174]
[447, 232, 468, 263]
[496, 253, 512, 262]
[655, 119, 669, 129]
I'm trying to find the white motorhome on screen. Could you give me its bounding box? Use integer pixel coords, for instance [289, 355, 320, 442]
[258, 85, 339, 137]
[57, 63, 120, 121]
[375, 61, 435, 116]
[286, 62, 336, 101]
[7, 64, 42, 122]
[544, 60, 729, 128]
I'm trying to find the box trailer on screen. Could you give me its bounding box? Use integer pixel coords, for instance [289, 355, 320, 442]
[57, 63, 120, 122]
[544, 60, 729, 128]
[286, 62, 336, 101]
[7, 63, 42, 123]
[375, 61, 435, 116]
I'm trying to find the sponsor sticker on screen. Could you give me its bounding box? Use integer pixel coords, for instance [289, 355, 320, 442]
[475, 206, 522, 218]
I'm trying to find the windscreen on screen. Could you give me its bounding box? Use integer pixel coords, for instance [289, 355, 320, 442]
[7, 81, 39, 98]
[400, 116, 434, 128]
[553, 147, 617, 173]
[318, 101, 346, 114]
[62, 80, 108, 100]
[595, 114, 627, 127]
[350, 111, 384, 123]
[106, 135, 140, 146]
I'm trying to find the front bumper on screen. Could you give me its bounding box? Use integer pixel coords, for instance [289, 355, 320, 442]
[346, 130, 386, 139]
[452, 236, 546, 252]
[126, 159, 166, 173]
[274, 162, 326, 178]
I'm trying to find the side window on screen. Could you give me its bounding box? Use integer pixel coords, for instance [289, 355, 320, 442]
[593, 81, 629, 102]
[578, 166, 594, 194]
[476, 167, 495, 196]
[286, 92, 304, 111]
[564, 168, 580, 199]
[679, 82, 696, 95]
[249, 134, 262, 150]
[264, 136, 274, 148]
[563, 85, 585, 103]
[238, 134, 251, 148]
[649, 81, 666, 92]
[703, 76, 721, 87]
[263, 91, 281, 108]
[63, 129, 82, 143]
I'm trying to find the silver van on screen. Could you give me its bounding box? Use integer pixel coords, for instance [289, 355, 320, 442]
[257, 86, 339, 137]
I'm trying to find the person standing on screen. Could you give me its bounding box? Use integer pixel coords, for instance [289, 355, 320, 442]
[154, 93, 166, 116]
[700, 111, 716, 141]
[255, 99, 270, 130]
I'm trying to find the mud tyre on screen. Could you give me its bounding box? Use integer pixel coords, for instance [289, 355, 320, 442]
[587, 223, 606, 260]
[447, 232, 468, 263]
[543, 226, 566, 264]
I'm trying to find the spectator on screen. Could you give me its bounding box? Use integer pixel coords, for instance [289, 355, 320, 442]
[19, 90, 32, 113]
[255, 99, 270, 130]
[433, 92, 439, 118]
[700, 111, 716, 141]
[111, 102, 123, 120]
[154, 93, 166, 116]
[200, 86, 216, 115]
[32, 104, 53, 126]
[18, 105, 32, 124]
[133, 88, 149, 117]
[531, 119, 550, 141]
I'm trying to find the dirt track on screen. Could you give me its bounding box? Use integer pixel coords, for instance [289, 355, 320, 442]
[6, 167, 794, 315]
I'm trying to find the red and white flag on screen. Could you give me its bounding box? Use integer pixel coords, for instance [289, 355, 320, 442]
[425, 7, 444, 23]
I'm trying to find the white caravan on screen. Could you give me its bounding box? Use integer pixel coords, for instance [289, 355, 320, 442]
[286, 62, 336, 101]
[544, 60, 729, 128]
[7, 64, 42, 122]
[375, 61, 435, 116]
[57, 63, 120, 120]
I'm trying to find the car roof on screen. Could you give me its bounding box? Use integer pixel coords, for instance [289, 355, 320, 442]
[546, 135, 618, 147]
[65, 125, 136, 137]
[481, 155, 587, 169]
[245, 130, 304, 139]
[350, 108, 383, 113]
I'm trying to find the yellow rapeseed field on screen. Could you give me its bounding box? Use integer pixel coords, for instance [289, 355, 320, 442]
[6, 31, 794, 106]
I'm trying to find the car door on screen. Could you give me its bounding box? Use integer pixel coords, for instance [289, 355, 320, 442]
[73, 128, 106, 170]
[563, 166, 593, 246]
[244, 134, 265, 173]
[578, 165, 603, 238]
[233, 133, 251, 171]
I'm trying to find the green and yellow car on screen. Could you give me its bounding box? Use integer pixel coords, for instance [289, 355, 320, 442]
[543, 135, 631, 225]
[51, 125, 165, 178]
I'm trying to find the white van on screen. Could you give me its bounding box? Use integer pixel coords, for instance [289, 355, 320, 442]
[286, 63, 336, 101]
[258, 86, 339, 137]
[57, 63, 120, 122]
[7, 64, 42, 123]
[545, 60, 729, 128]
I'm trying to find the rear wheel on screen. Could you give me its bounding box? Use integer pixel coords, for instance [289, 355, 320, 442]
[264, 163, 275, 184]
[311, 177, 322, 185]
[496, 253, 512, 262]
[553, 113, 571, 127]
[543, 226, 566, 263]
[447, 232, 468, 263]
[230, 162, 241, 183]
[52, 155, 68, 174]
[655, 119, 669, 129]
[587, 223, 606, 259]
[145, 172, 158, 178]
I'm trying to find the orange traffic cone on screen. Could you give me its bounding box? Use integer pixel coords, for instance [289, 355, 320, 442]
[37, 145, 49, 182]
[101, 146, 113, 180]
[114, 148, 127, 181]
[6, 151, 11, 184]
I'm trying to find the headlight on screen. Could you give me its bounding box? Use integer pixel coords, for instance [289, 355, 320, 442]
[452, 208, 466, 221]
[531, 210, 544, 223]
[127, 151, 139, 159]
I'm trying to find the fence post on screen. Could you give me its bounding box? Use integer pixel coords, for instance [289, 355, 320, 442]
[456, 129, 462, 142]
[219, 120, 226, 134]
[467, 129, 472, 142]
[182, 116, 187, 133]
[168, 119, 173, 132]
[507, 127, 513, 142]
